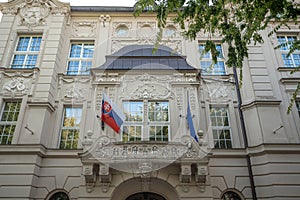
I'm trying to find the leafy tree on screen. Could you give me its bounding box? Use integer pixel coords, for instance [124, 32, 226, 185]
[134, 0, 300, 113]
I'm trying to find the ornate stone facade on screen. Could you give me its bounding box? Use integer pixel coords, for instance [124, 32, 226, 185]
[0, 0, 300, 200]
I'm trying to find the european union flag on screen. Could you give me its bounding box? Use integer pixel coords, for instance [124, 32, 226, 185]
[187, 100, 199, 142]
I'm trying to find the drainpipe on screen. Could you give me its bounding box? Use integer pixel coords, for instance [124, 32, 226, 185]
[233, 66, 258, 200]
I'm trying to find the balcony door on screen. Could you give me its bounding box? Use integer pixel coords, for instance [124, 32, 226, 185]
[126, 192, 166, 200]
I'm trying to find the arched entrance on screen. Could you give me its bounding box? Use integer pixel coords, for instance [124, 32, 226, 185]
[111, 178, 179, 200]
[126, 192, 166, 200]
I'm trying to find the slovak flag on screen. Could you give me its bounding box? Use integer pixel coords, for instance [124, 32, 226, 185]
[101, 93, 125, 133]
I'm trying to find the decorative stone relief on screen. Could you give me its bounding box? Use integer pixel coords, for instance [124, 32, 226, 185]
[111, 39, 182, 54]
[64, 86, 84, 101]
[100, 14, 110, 27]
[112, 22, 132, 37]
[72, 21, 97, 37]
[188, 88, 196, 110]
[206, 81, 229, 101]
[2, 77, 29, 97]
[180, 164, 192, 183]
[1, 6, 18, 15]
[175, 88, 184, 111]
[120, 74, 175, 100]
[19, 0, 51, 28]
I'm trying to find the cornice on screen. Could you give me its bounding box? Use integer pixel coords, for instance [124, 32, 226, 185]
[241, 99, 282, 110]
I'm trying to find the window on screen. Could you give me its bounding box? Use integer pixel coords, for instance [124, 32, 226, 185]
[11, 36, 42, 69]
[67, 42, 94, 75]
[210, 106, 232, 149]
[277, 35, 300, 68]
[0, 101, 21, 144]
[59, 107, 82, 149]
[199, 44, 226, 75]
[164, 26, 176, 37]
[221, 191, 242, 200]
[296, 100, 300, 117]
[115, 25, 129, 37]
[49, 192, 69, 200]
[122, 101, 169, 142]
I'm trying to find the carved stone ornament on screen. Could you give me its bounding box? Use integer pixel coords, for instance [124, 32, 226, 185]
[111, 39, 182, 54]
[64, 86, 85, 101]
[2, 77, 29, 97]
[19, 0, 51, 27]
[72, 21, 97, 37]
[120, 74, 175, 100]
[206, 82, 229, 100]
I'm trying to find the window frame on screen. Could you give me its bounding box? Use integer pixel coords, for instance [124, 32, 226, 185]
[277, 35, 300, 68]
[199, 43, 226, 75]
[59, 106, 82, 149]
[296, 100, 300, 117]
[0, 100, 22, 145]
[66, 41, 94, 75]
[11, 35, 42, 69]
[209, 106, 232, 149]
[122, 100, 170, 142]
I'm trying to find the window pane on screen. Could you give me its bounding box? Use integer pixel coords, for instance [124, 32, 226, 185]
[25, 55, 38, 68]
[0, 101, 21, 145]
[148, 101, 169, 122]
[82, 44, 94, 58]
[70, 44, 82, 58]
[12, 36, 41, 68]
[123, 101, 143, 122]
[210, 107, 232, 149]
[199, 44, 226, 75]
[11, 55, 26, 68]
[30, 37, 42, 51]
[16, 37, 30, 51]
[116, 26, 129, 36]
[67, 42, 94, 75]
[59, 107, 82, 149]
[122, 125, 142, 142]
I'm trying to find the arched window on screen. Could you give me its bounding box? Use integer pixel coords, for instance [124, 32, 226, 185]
[49, 192, 69, 200]
[164, 25, 176, 37]
[126, 192, 166, 200]
[221, 191, 243, 200]
[115, 25, 129, 37]
[140, 25, 153, 37]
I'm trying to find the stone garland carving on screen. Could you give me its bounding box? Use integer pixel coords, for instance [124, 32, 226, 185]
[72, 21, 97, 37]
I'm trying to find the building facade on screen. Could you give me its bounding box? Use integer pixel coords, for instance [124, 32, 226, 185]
[0, 0, 299, 199]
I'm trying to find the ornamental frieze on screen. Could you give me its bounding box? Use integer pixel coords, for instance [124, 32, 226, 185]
[120, 74, 175, 100]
